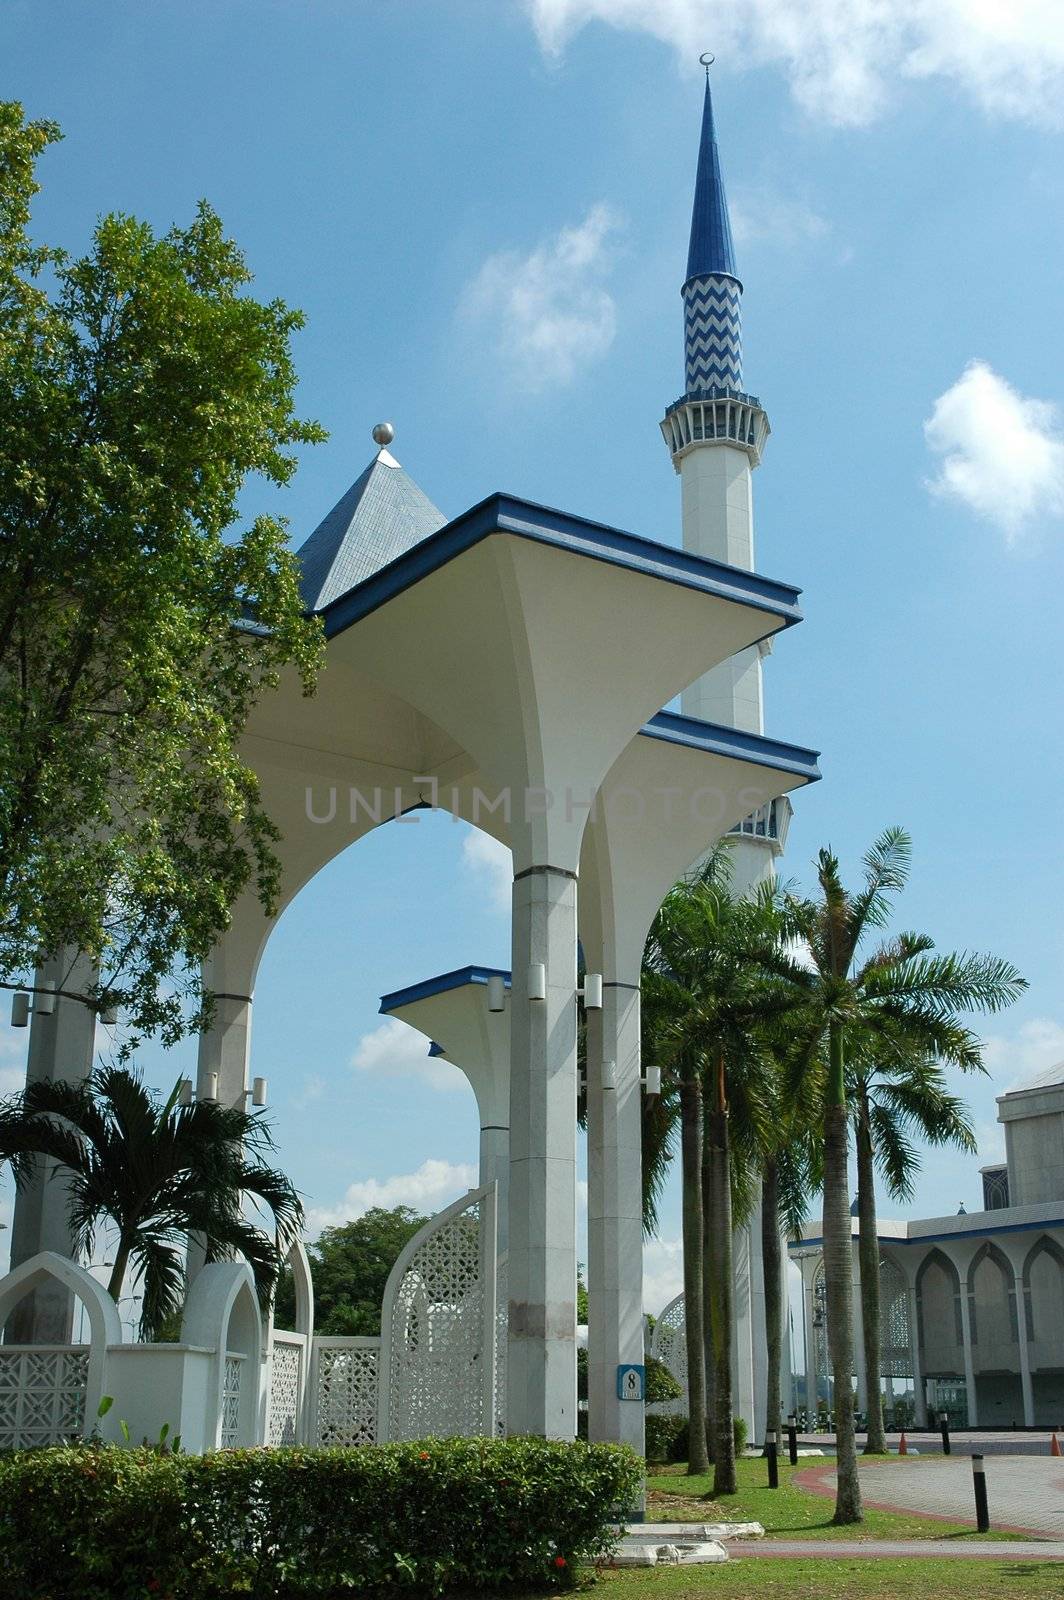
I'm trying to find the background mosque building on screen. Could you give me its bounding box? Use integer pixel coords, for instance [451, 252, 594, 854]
[791, 1065, 1064, 1429]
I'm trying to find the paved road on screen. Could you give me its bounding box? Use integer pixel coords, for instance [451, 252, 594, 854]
[800, 1429, 1064, 1458]
[800, 1455, 1064, 1538]
[738, 1539, 1064, 1561]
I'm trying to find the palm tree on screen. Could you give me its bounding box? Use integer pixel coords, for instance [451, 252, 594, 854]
[786, 828, 1026, 1523]
[850, 1036, 979, 1452]
[0, 1065, 302, 1338]
[645, 869, 802, 1495]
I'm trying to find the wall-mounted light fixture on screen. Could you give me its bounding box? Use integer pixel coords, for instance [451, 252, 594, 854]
[35, 980, 55, 1016]
[251, 1077, 268, 1107]
[201, 1072, 219, 1103]
[601, 1057, 617, 1091]
[642, 1066, 662, 1097]
[527, 963, 546, 1002]
[580, 973, 603, 1010]
[10, 991, 30, 1028]
[179, 1078, 194, 1107]
[486, 975, 506, 1013]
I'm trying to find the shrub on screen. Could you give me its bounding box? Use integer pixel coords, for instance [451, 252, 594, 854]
[645, 1356, 682, 1404]
[645, 1413, 686, 1464]
[733, 1414, 748, 1456]
[0, 1436, 642, 1599]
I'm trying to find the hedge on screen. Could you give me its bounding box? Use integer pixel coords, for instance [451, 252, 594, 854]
[0, 1436, 642, 1600]
[644, 1413, 749, 1465]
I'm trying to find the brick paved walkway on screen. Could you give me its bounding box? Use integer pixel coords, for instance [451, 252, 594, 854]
[797, 1455, 1064, 1538]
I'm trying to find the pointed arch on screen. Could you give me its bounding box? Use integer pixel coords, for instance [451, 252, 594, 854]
[1022, 1235, 1064, 1345]
[966, 1241, 1017, 1349]
[915, 1248, 963, 1370]
[182, 1261, 262, 1446]
[0, 1252, 121, 1439]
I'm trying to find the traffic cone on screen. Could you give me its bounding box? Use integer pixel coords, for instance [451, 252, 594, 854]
[1051, 1432, 1061, 1457]
[898, 1431, 908, 1456]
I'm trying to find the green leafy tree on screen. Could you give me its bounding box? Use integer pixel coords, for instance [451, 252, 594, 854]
[288, 1206, 428, 1336]
[0, 1065, 302, 1338]
[0, 103, 324, 1044]
[787, 828, 1025, 1522]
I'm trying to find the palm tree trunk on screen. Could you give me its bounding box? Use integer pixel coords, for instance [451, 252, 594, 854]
[761, 1157, 783, 1451]
[680, 1075, 710, 1474]
[823, 1024, 862, 1524]
[856, 1091, 886, 1453]
[707, 1052, 736, 1497]
[107, 1237, 132, 1307]
[701, 1107, 717, 1464]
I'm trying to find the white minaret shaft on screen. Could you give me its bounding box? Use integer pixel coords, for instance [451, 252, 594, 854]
[661, 72, 785, 894]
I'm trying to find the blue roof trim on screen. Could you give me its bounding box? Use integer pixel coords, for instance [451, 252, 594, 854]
[685, 78, 740, 288]
[791, 1217, 1064, 1251]
[380, 964, 512, 1014]
[643, 711, 821, 784]
[318, 492, 803, 640]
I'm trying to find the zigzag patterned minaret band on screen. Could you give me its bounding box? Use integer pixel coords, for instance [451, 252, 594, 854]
[684, 276, 742, 393]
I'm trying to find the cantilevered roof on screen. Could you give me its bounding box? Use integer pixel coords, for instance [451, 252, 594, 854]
[296, 447, 447, 612]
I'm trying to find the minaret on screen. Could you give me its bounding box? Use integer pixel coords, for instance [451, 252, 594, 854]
[661, 65, 789, 894]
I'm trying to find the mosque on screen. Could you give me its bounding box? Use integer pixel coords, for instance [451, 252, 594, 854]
[2, 72, 822, 1453]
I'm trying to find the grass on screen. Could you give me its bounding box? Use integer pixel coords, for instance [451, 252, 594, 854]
[643, 1456, 1023, 1541]
[594, 1558, 1064, 1598]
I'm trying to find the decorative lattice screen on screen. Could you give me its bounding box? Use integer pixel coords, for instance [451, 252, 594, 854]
[314, 1342, 380, 1446]
[651, 1294, 689, 1405]
[268, 1337, 304, 1446]
[385, 1190, 492, 1442]
[0, 1348, 89, 1450]
[880, 1258, 914, 1379]
[220, 1354, 242, 1447]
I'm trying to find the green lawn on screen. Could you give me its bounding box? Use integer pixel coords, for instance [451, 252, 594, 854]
[595, 1558, 1064, 1599]
[643, 1456, 1019, 1541]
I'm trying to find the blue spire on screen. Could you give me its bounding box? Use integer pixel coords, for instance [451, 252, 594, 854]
[685, 76, 738, 287]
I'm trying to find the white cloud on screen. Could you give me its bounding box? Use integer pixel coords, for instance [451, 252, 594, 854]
[643, 1234, 684, 1313]
[461, 829, 512, 913]
[924, 362, 1064, 541]
[730, 187, 828, 249]
[305, 1157, 477, 1234]
[460, 204, 622, 391]
[525, 0, 1064, 128]
[352, 1016, 467, 1092]
[981, 1015, 1064, 1092]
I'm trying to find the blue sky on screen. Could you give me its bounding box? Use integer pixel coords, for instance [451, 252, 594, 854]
[2, 0, 1064, 1310]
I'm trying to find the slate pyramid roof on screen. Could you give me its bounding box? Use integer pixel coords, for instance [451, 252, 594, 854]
[296, 447, 447, 613]
[685, 76, 739, 287]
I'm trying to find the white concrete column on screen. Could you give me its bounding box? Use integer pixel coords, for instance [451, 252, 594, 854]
[586, 979, 643, 1453]
[6, 948, 98, 1343]
[1013, 1269, 1035, 1427]
[802, 1266, 818, 1421]
[506, 864, 578, 1440]
[852, 1245, 869, 1416]
[187, 938, 257, 1283]
[733, 1221, 758, 1441]
[958, 1278, 979, 1427]
[479, 1123, 510, 1257]
[908, 1285, 928, 1426]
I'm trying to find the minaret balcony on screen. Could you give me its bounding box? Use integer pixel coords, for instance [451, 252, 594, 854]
[661, 389, 770, 471]
[728, 794, 791, 853]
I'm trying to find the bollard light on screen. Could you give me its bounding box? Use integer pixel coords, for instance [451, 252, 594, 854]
[11, 991, 30, 1028]
[252, 1077, 268, 1107]
[527, 963, 546, 1002]
[766, 1427, 779, 1488]
[582, 973, 603, 1010]
[971, 1452, 990, 1532]
[486, 975, 506, 1013]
